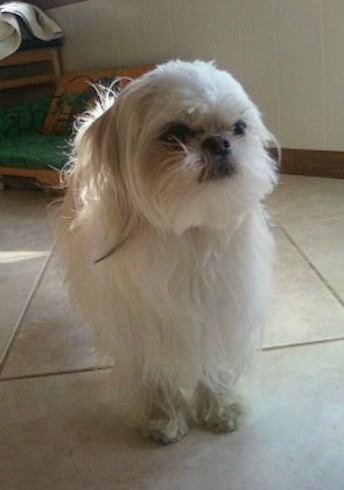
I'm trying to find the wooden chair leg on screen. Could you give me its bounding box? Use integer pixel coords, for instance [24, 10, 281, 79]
[50, 48, 61, 82]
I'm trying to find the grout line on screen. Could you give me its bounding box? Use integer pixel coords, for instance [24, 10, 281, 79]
[311, 216, 344, 224]
[274, 217, 344, 226]
[0, 251, 53, 377]
[279, 224, 344, 309]
[262, 335, 344, 352]
[0, 365, 113, 383]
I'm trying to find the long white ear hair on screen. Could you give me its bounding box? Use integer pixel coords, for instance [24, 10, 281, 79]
[61, 88, 139, 263]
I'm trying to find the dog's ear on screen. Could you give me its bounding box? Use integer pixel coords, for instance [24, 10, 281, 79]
[66, 94, 138, 262]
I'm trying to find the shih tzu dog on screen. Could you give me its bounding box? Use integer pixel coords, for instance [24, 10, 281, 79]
[58, 60, 277, 444]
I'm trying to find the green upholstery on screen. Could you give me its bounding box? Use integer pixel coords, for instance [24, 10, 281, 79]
[0, 131, 68, 171]
[0, 67, 153, 186]
[0, 78, 116, 174]
[0, 94, 52, 139]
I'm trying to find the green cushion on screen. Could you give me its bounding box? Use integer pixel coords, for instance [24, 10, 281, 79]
[0, 131, 68, 171]
[0, 94, 52, 139]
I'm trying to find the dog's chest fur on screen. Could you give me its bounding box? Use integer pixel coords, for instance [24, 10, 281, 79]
[103, 207, 271, 382]
[62, 204, 272, 384]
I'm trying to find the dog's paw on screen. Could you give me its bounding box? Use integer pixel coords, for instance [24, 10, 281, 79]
[142, 416, 188, 445]
[194, 387, 248, 435]
[203, 403, 242, 433]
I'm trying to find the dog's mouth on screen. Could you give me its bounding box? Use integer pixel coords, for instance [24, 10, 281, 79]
[199, 153, 236, 183]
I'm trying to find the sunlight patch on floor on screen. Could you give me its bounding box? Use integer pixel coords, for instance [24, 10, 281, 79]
[0, 251, 50, 264]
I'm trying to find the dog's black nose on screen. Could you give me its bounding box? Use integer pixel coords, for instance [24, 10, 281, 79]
[200, 135, 235, 181]
[202, 136, 231, 156]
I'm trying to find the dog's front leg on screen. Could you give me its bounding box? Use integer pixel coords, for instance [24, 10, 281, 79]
[193, 379, 248, 433]
[140, 383, 189, 445]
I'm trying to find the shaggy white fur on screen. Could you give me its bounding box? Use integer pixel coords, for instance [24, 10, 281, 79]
[57, 60, 277, 444]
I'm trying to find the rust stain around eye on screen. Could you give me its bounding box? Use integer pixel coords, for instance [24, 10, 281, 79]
[144, 144, 185, 181]
[142, 145, 189, 201]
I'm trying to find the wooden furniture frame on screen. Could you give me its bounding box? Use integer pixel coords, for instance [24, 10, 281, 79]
[0, 47, 61, 91]
[0, 65, 154, 189]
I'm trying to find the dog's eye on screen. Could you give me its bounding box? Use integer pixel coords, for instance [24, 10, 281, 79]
[232, 120, 247, 137]
[159, 124, 195, 145]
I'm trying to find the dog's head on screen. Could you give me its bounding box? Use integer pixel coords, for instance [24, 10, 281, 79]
[71, 60, 277, 245]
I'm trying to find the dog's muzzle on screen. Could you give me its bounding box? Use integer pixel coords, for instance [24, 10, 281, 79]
[201, 135, 235, 180]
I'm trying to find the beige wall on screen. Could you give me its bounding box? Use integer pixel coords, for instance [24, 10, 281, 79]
[50, 0, 344, 151]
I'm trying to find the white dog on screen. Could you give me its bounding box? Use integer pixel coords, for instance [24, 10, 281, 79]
[58, 60, 277, 444]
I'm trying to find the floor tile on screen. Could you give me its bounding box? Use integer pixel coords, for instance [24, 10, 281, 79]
[283, 218, 344, 304]
[1, 256, 107, 379]
[267, 175, 344, 225]
[0, 190, 53, 363]
[264, 227, 344, 347]
[4, 197, 344, 376]
[0, 188, 55, 207]
[0, 256, 48, 362]
[1, 341, 343, 490]
[0, 200, 54, 251]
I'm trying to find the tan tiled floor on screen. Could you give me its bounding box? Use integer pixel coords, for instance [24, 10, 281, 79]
[1, 175, 344, 490]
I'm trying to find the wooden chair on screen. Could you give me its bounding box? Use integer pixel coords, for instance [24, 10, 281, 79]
[0, 47, 61, 91]
[0, 65, 154, 188]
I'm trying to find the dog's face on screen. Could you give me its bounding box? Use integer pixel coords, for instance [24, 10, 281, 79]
[82, 61, 277, 234]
